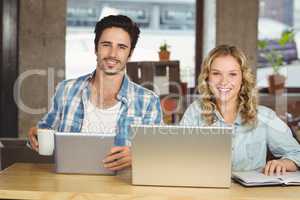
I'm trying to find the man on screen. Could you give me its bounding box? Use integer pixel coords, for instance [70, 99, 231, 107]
[28, 15, 162, 171]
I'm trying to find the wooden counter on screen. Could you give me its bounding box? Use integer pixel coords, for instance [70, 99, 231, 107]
[0, 163, 299, 200]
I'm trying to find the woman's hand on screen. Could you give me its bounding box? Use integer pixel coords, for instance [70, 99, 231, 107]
[264, 159, 298, 176]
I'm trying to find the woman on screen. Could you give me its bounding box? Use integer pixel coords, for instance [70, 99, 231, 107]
[180, 44, 300, 175]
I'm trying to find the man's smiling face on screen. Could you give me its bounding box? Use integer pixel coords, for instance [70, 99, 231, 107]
[95, 27, 131, 75]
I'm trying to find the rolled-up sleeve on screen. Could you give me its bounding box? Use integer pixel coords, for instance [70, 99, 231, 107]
[37, 81, 66, 130]
[265, 109, 300, 167]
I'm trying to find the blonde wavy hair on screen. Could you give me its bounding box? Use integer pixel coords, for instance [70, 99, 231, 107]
[197, 44, 258, 127]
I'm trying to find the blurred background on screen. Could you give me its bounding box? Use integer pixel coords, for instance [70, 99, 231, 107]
[1, 0, 300, 142]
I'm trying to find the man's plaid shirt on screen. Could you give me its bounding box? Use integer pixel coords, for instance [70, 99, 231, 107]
[37, 72, 162, 146]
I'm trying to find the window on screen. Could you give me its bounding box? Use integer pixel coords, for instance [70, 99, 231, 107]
[257, 0, 300, 89]
[66, 0, 196, 87]
[160, 5, 195, 30]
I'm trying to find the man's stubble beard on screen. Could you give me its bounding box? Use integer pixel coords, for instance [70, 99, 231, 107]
[102, 65, 126, 75]
[98, 61, 126, 76]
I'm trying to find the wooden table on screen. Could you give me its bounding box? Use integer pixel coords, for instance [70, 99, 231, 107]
[0, 163, 299, 200]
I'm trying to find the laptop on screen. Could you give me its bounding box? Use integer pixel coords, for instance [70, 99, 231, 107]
[131, 125, 233, 188]
[54, 132, 115, 175]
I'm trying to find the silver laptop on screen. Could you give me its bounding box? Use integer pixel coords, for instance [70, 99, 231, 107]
[54, 132, 115, 175]
[131, 125, 233, 188]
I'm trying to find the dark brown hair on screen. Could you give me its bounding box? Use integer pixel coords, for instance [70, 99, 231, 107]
[94, 15, 140, 56]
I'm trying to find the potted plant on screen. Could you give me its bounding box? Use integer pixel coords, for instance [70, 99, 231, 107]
[258, 30, 295, 94]
[158, 41, 170, 61]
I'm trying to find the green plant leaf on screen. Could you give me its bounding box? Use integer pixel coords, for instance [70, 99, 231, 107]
[278, 30, 294, 46]
[258, 29, 295, 73]
[258, 40, 268, 49]
[159, 41, 170, 52]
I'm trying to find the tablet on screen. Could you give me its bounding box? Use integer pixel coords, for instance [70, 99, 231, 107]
[54, 132, 115, 175]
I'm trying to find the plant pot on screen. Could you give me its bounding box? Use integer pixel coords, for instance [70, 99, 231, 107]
[268, 74, 285, 94]
[159, 51, 170, 61]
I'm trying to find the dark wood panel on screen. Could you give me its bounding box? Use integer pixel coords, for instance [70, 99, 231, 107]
[127, 61, 180, 93]
[259, 93, 300, 118]
[0, 0, 19, 137]
[195, 0, 204, 87]
[0, 139, 54, 170]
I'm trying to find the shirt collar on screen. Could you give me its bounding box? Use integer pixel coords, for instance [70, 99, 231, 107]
[84, 70, 131, 105]
[214, 107, 242, 126]
[116, 74, 130, 105]
[82, 71, 96, 100]
[234, 113, 243, 125]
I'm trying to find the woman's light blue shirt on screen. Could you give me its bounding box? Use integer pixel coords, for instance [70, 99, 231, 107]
[180, 100, 300, 171]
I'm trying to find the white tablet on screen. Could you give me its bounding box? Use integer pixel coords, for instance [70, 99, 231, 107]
[54, 132, 115, 175]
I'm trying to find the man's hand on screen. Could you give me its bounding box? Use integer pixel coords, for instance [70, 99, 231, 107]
[264, 159, 298, 176]
[103, 146, 131, 171]
[28, 127, 39, 151]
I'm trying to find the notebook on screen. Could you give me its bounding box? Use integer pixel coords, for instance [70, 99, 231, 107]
[54, 132, 115, 175]
[232, 170, 300, 186]
[131, 125, 233, 188]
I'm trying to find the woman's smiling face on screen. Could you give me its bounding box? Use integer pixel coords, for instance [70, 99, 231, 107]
[208, 55, 242, 106]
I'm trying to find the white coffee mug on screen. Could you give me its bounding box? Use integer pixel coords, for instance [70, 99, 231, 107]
[37, 129, 55, 156]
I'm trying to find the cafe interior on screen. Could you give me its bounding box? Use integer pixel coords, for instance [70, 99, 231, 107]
[0, 0, 300, 199]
